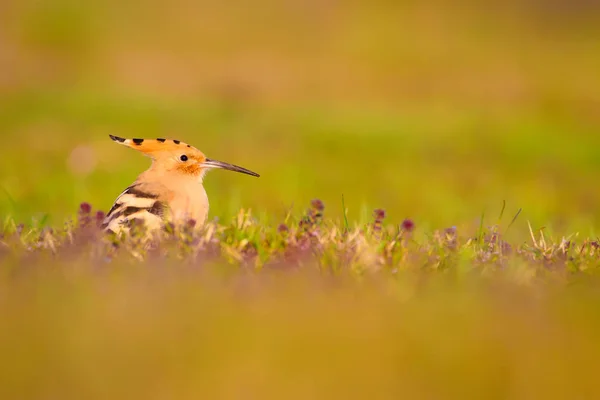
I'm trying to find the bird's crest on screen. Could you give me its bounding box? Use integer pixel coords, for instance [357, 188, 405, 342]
[108, 134, 259, 179]
[109, 135, 196, 158]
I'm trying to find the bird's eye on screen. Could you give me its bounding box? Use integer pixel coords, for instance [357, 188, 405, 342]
[180, 155, 188, 162]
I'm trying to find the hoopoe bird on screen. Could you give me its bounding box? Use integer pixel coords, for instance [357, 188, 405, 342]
[101, 135, 259, 236]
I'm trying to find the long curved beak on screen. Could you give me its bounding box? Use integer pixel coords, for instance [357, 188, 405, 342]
[201, 158, 260, 177]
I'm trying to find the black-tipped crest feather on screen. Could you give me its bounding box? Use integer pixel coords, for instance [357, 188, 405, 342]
[109, 134, 126, 143]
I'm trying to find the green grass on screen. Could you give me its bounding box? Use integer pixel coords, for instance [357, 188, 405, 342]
[1, 90, 600, 238]
[1, 203, 600, 399]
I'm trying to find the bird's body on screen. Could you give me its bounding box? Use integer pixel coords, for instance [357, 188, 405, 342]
[102, 135, 259, 236]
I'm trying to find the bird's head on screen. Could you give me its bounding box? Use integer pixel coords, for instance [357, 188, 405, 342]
[109, 135, 260, 181]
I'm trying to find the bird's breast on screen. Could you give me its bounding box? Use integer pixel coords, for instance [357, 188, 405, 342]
[168, 183, 210, 225]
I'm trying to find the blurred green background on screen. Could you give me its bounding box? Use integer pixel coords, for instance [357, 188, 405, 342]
[1, 0, 599, 234]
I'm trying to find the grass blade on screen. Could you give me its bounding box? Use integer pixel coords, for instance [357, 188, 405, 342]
[341, 194, 349, 233]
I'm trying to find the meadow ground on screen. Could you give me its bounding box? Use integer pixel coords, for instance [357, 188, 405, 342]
[1, 1, 600, 398]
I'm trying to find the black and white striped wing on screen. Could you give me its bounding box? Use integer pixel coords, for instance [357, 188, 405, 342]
[102, 183, 169, 234]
